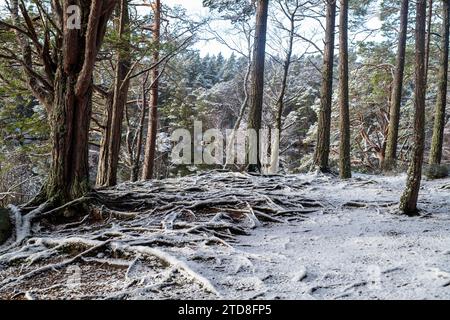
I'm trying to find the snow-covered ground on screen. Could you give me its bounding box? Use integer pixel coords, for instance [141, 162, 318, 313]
[175, 174, 450, 300]
[228, 175, 450, 299]
[1, 172, 450, 300]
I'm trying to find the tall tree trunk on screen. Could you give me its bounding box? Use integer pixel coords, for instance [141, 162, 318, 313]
[314, 0, 336, 172]
[9, 0, 116, 206]
[338, 0, 351, 179]
[400, 0, 427, 215]
[384, 0, 410, 170]
[47, 0, 116, 204]
[96, 0, 131, 187]
[429, 0, 450, 165]
[142, 0, 161, 180]
[47, 66, 93, 203]
[314, 0, 337, 172]
[425, 0, 433, 83]
[247, 0, 269, 173]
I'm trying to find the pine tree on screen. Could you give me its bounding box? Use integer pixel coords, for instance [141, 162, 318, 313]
[247, 0, 269, 172]
[339, 0, 352, 179]
[314, 0, 337, 172]
[384, 0, 410, 170]
[429, 0, 450, 165]
[215, 52, 226, 82]
[97, 0, 131, 187]
[400, 0, 427, 215]
[222, 53, 237, 81]
[142, 0, 162, 180]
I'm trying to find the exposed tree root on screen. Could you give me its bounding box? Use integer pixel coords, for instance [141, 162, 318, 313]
[0, 239, 111, 290]
[0, 171, 329, 299]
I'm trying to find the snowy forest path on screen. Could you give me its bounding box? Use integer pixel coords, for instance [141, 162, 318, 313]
[222, 174, 450, 299]
[1, 172, 450, 300]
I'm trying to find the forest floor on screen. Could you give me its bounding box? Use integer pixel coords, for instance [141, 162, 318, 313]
[1, 171, 450, 300]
